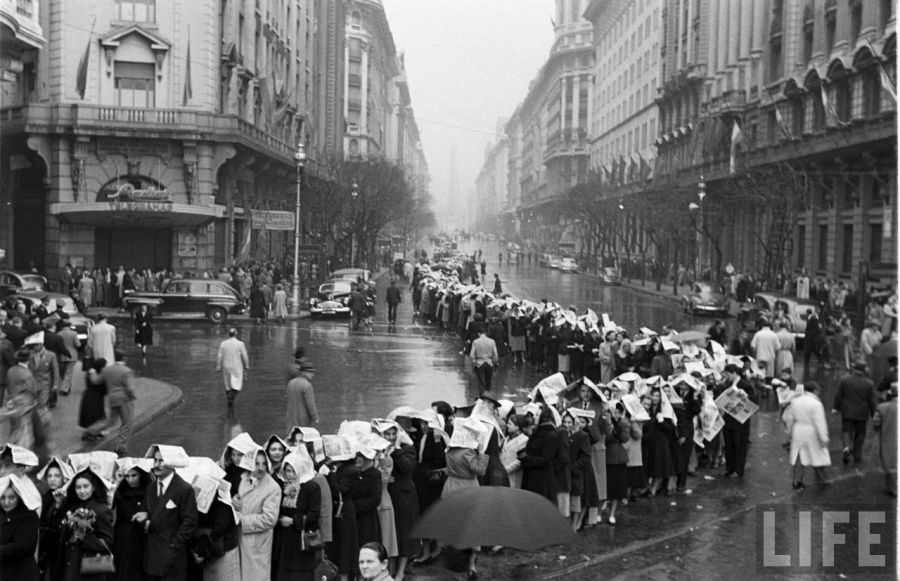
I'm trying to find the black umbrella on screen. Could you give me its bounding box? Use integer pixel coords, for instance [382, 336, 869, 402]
[410, 486, 576, 551]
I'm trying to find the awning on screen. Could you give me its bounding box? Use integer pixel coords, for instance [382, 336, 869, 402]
[50, 202, 225, 228]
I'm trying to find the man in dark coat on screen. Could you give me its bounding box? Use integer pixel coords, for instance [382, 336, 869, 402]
[832, 362, 877, 466]
[0, 328, 16, 405]
[520, 408, 563, 501]
[715, 364, 758, 478]
[348, 289, 366, 330]
[136, 444, 199, 581]
[803, 307, 827, 375]
[385, 280, 402, 325]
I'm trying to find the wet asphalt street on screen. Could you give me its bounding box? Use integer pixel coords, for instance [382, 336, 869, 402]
[120, 238, 896, 579]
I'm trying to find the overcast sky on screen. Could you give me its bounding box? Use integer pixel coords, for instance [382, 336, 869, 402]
[381, 0, 556, 212]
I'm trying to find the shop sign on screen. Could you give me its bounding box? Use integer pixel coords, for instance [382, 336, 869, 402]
[251, 210, 295, 231]
[107, 201, 172, 212]
[108, 183, 173, 202]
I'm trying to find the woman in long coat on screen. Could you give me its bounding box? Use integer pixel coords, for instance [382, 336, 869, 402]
[37, 457, 73, 578]
[520, 408, 563, 502]
[410, 420, 446, 565]
[381, 423, 420, 581]
[272, 450, 320, 581]
[0, 474, 41, 581]
[774, 322, 796, 375]
[56, 469, 114, 581]
[111, 464, 149, 581]
[133, 305, 153, 355]
[234, 449, 282, 581]
[372, 448, 398, 560]
[874, 390, 897, 496]
[249, 285, 267, 324]
[783, 381, 830, 489]
[326, 460, 360, 577]
[566, 381, 609, 523]
[640, 392, 675, 496]
[350, 452, 383, 549]
[272, 285, 288, 324]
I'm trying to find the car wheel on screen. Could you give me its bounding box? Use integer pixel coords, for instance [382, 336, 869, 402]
[207, 307, 227, 324]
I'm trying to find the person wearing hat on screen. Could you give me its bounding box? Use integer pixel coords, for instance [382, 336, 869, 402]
[285, 351, 319, 432]
[832, 362, 877, 466]
[234, 447, 281, 581]
[0, 473, 42, 580]
[272, 447, 320, 581]
[56, 468, 114, 580]
[562, 408, 599, 532]
[112, 459, 152, 580]
[216, 328, 249, 408]
[715, 364, 757, 478]
[27, 336, 59, 410]
[783, 381, 830, 490]
[56, 319, 79, 397]
[135, 446, 198, 581]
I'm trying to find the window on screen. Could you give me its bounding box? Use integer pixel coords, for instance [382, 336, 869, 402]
[114, 62, 155, 107]
[792, 95, 806, 136]
[870, 224, 883, 263]
[817, 225, 828, 271]
[802, 4, 814, 64]
[350, 10, 361, 28]
[825, 3, 837, 53]
[842, 224, 854, 272]
[861, 64, 882, 118]
[834, 78, 852, 122]
[812, 89, 825, 131]
[850, 0, 863, 40]
[797, 225, 806, 268]
[116, 0, 155, 22]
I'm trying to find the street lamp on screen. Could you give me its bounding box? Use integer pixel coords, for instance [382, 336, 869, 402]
[291, 142, 307, 315]
[689, 175, 706, 276]
[349, 180, 359, 267]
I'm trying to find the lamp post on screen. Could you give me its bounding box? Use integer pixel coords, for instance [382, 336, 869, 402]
[349, 180, 359, 267]
[291, 143, 307, 315]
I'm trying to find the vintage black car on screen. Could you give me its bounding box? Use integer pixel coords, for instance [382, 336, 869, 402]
[0, 271, 94, 341]
[121, 279, 245, 323]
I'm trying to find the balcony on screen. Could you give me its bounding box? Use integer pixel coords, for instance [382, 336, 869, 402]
[1, 0, 45, 50]
[0, 103, 301, 165]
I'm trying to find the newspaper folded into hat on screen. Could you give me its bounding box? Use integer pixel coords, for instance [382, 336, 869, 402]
[37, 456, 76, 482]
[0, 473, 42, 512]
[69, 451, 119, 482]
[582, 377, 609, 403]
[529, 372, 568, 403]
[115, 457, 154, 477]
[447, 417, 490, 453]
[144, 445, 190, 468]
[2, 444, 39, 467]
[322, 435, 357, 462]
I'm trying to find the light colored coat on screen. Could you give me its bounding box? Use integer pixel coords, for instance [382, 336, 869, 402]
[216, 337, 249, 391]
[874, 399, 897, 476]
[272, 290, 288, 318]
[784, 393, 831, 467]
[750, 327, 780, 377]
[774, 328, 795, 374]
[87, 320, 116, 362]
[236, 472, 281, 581]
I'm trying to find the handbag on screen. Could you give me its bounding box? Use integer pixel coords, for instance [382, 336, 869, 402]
[81, 539, 115, 574]
[300, 515, 324, 551]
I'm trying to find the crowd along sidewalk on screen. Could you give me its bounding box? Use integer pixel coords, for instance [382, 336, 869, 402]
[0, 362, 183, 459]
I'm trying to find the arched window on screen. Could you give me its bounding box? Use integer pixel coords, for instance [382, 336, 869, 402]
[350, 10, 361, 28]
[804, 71, 825, 131]
[855, 49, 882, 118]
[827, 61, 852, 122]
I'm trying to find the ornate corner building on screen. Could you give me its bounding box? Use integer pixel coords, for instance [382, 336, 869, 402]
[0, 0, 346, 279]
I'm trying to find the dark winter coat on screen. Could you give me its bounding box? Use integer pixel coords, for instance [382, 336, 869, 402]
[0, 502, 40, 581]
[520, 423, 564, 500]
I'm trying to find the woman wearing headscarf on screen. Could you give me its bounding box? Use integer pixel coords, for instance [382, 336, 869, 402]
[233, 448, 282, 581]
[272, 284, 288, 324]
[111, 460, 150, 581]
[605, 403, 632, 525]
[56, 468, 113, 581]
[410, 413, 447, 566]
[219, 432, 257, 496]
[565, 380, 610, 524]
[265, 435, 291, 483]
[189, 478, 240, 581]
[624, 400, 646, 502]
[325, 437, 360, 579]
[442, 418, 489, 580]
[649, 339, 674, 379]
[640, 390, 675, 497]
[349, 446, 383, 549]
[368, 434, 398, 563]
[520, 406, 563, 503]
[37, 457, 72, 579]
[562, 408, 598, 532]
[376, 420, 419, 581]
[272, 447, 320, 581]
[0, 473, 41, 581]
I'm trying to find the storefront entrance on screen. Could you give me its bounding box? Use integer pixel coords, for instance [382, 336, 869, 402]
[94, 227, 172, 270]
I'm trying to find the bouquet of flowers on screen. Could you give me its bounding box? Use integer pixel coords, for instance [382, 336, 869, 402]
[64, 507, 97, 534]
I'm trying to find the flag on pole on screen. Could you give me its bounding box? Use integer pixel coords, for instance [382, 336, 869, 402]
[729, 119, 746, 175]
[182, 27, 193, 106]
[865, 38, 897, 102]
[773, 103, 794, 140]
[820, 87, 849, 127]
[75, 19, 96, 100]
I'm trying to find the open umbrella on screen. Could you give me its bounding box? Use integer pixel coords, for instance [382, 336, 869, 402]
[671, 330, 709, 343]
[410, 486, 576, 551]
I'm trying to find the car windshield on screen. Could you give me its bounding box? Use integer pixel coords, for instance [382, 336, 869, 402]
[21, 275, 48, 291]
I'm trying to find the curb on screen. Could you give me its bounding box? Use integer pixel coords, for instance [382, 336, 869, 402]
[579, 270, 684, 305]
[76, 378, 184, 455]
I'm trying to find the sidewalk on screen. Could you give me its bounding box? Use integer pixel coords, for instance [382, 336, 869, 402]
[1, 364, 183, 459]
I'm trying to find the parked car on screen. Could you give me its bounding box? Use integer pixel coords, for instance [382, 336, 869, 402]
[738, 292, 819, 343]
[558, 257, 579, 273]
[0, 271, 93, 341]
[599, 267, 621, 285]
[538, 254, 554, 268]
[681, 282, 731, 315]
[121, 279, 245, 323]
[309, 280, 356, 318]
